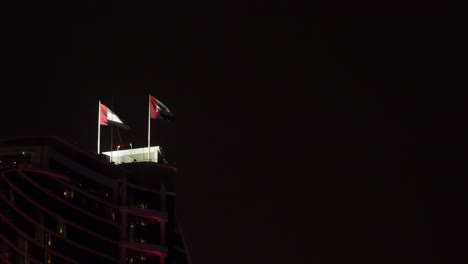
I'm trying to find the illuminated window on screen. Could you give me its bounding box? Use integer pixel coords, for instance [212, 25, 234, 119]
[63, 189, 74, 199]
[129, 223, 135, 242]
[57, 218, 67, 237]
[45, 233, 51, 247]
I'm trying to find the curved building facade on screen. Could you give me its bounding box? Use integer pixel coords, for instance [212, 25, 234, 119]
[0, 137, 190, 264]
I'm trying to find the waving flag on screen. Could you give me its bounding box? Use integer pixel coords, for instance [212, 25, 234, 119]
[100, 103, 128, 129]
[150, 96, 176, 121]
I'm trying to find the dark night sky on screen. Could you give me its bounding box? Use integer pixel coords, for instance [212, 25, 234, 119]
[1, 1, 468, 264]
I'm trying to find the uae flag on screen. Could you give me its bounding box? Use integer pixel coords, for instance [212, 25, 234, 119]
[150, 96, 176, 121]
[100, 103, 129, 129]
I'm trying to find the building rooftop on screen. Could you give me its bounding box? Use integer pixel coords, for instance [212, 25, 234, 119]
[103, 146, 162, 164]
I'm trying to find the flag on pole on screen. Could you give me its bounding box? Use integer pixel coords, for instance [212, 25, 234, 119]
[150, 96, 176, 121]
[100, 103, 129, 129]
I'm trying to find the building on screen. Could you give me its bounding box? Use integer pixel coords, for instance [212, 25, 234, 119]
[0, 137, 190, 264]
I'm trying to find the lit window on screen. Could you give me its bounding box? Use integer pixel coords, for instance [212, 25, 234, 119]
[46, 233, 51, 247]
[57, 218, 66, 237]
[63, 189, 74, 199]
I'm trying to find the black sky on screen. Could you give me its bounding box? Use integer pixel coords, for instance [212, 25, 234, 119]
[1, 1, 468, 264]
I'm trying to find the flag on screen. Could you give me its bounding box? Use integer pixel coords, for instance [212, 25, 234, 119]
[150, 96, 176, 121]
[100, 103, 129, 129]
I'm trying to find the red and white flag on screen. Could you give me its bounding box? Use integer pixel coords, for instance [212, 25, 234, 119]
[100, 102, 127, 128]
[150, 95, 175, 120]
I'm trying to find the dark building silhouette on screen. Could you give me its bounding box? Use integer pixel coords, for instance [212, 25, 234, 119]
[0, 137, 190, 264]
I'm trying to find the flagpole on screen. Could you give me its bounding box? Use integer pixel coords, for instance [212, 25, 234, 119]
[111, 96, 114, 163]
[97, 100, 101, 154]
[148, 94, 151, 161]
